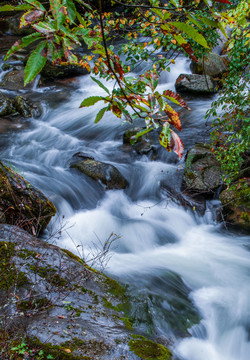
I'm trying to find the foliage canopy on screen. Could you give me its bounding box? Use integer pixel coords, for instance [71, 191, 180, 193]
[1, 0, 249, 177]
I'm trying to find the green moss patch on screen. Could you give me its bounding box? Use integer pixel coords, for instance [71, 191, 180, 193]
[128, 335, 172, 360]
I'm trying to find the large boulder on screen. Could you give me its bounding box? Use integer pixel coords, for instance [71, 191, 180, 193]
[190, 53, 229, 77]
[0, 224, 172, 360]
[219, 179, 250, 232]
[175, 74, 218, 94]
[182, 144, 223, 196]
[71, 154, 128, 189]
[0, 161, 56, 235]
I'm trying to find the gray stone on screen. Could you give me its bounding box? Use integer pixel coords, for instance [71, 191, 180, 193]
[182, 144, 222, 196]
[175, 74, 217, 94]
[71, 155, 128, 189]
[191, 53, 229, 77]
[0, 69, 38, 90]
[0, 161, 56, 235]
[0, 91, 15, 116]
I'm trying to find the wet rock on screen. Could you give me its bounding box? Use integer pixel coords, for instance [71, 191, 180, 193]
[182, 144, 223, 197]
[13, 95, 40, 118]
[0, 91, 15, 116]
[175, 74, 218, 94]
[0, 224, 172, 359]
[0, 161, 56, 235]
[0, 69, 39, 90]
[191, 53, 229, 77]
[123, 127, 156, 155]
[41, 59, 88, 80]
[219, 179, 250, 232]
[71, 154, 128, 189]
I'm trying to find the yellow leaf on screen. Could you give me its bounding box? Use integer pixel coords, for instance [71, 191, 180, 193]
[63, 349, 71, 353]
[171, 59, 175, 64]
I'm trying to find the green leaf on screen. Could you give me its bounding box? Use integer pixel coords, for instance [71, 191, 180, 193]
[24, 41, 47, 86]
[94, 106, 108, 123]
[33, 21, 57, 34]
[0, 4, 32, 11]
[4, 32, 43, 60]
[187, 14, 202, 30]
[90, 76, 110, 95]
[80, 96, 105, 108]
[24, 0, 46, 11]
[63, 0, 77, 23]
[170, 21, 209, 48]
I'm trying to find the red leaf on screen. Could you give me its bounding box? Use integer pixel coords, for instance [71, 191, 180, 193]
[164, 104, 182, 131]
[170, 130, 184, 159]
[163, 90, 191, 110]
[213, 0, 232, 3]
[181, 43, 198, 63]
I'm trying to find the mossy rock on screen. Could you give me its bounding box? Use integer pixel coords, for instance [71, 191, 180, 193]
[71, 155, 128, 189]
[182, 144, 223, 197]
[129, 335, 172, 360]
[0, 69, 39, 90]
[0, 161, 56, 235]
[219, 179, 250, 231]
[0, 91, 15, 116]
[41, 59, 88, 80]
[191, 53, 229, 77]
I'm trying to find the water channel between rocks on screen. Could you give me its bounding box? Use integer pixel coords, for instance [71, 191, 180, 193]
[1, 57, 250, 360]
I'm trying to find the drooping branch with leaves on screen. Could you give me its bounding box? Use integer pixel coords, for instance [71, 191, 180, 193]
[1, 0, 234, 159]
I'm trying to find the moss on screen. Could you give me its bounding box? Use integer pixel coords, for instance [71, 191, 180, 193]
[17, 298, 52, 312]
[128, 335, 172, 360]
[120, 317, 133, 330]
[0, 241, 29, 290]
[28, 264, 68, 288]
[61, 249, 84, 264]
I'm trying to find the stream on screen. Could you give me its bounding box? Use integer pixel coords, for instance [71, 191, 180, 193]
[1, 57, 250, 360]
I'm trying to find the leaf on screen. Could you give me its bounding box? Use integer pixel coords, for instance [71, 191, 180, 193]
[170, 130, 184, 158]
[33, 21, 57, 34]
[90, 76, 110, 95]
[4, 32, 43, 60]
[131, 127, 153, 144]
[159, 124, 171, 151]
[174, 35, 198, 62]
[164, 104, 182, 131]
[162, 90, 191, 110]
[187, 14, 202, 30]
[63, 0, 77, 23]
[112, 104, 122, 118]
[214, 0, 232, 3]
[94, 107, 108, 123]
[170, 21, 209, 48]
[62, 349, 71, 353]
[80, 96, 105, 107]
[20, 10, 44, 28]
[24, 41, 47, 85]
[0, 4, 32, 11]
[24, 0, 46, 11]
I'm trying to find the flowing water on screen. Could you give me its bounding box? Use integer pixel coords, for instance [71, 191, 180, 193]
[1, 57, 250, 360]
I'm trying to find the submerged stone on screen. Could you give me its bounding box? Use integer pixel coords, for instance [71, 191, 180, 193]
[71, 155, 128, 189]
[0, 161, 56, 235]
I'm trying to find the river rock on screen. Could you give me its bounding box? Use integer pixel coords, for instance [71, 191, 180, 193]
[41, 59, 88, 80]
[0, 91, 15, 116]
[71, 155, 128, 189]
[182, 144, 222, 196]
[13, 95, 40, 118]
[0, 224, 172, 360]
[123, 127, 156, 155]
[0, 161, 56, 235]
[175, 74, 217, 94]
[190, 53, 229, 77]
[0, 69, 38, 90]
[219, 179, 250, 232]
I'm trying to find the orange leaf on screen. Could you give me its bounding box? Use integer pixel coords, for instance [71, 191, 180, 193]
[170, 130, 184, 158]
[164, 104, 182, 131]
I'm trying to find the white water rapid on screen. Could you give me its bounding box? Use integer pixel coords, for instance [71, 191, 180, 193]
[1, 56, 249, 360]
